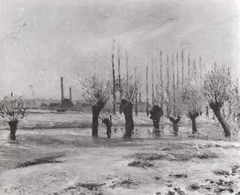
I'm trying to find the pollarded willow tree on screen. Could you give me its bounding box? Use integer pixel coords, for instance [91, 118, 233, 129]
[149, 105, 163, 131]
[116, 75, 139, 138]
[0, 94, 27, 140]
[82, 75, 112, 137]
[181, 81, 205, 134]
[203, 67, 231, 137]
[148, 55, 164, 135]
[164, 87, 183, 136]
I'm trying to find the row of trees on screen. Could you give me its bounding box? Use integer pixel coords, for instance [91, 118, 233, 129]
[147, 52, 239, 138]
[82, 74, 138, 138]
[82, 47, 239, 139]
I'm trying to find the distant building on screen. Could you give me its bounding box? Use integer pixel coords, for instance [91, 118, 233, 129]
[61, 99, 74, 110]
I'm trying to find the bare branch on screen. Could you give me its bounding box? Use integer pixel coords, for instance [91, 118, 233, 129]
[115, 75, 140, 103]
[202, 66, 231, 107]
[0, 94, 27, 122]
[82, 75, 112, 106]
[181, 80, 205, 117]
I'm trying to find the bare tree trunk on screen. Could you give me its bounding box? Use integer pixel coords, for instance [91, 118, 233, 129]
[172, 54, 176, 117]
[188, 53, 191, 80]
[126, 51, 129, 98]
[150, 105, 163, 138]
[135, 97, 138, 115]
[176, 53, 179, 90]
[166, 55, 170, 115]
[112, 51, 116, 114]
[199, 56, 202, 83]
[102, 116, 112, 138]
[92, 101, 104, 137]
[209, 102, 231, 137]
[118, 45, 122, 114]
[169, 117, 180, 136]
[146, 65, 149, 116]
[151, 58, 154, 105]
[193, 59, 196, 82]
[159, 51, 163, 107]
[189, 112, 199, 134]
[9, 120, 18, 140]
[206, 105, 209, 117]
[120, 99, 134, 138]
[181, 50, 184, 84]
[150, 105, 163, 129]
[135, 67, 138, 115]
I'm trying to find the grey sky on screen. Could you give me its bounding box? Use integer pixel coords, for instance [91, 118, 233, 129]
[0, 0, 239, 100]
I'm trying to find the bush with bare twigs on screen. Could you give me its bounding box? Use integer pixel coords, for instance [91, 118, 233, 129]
[0, 93, 27, 140]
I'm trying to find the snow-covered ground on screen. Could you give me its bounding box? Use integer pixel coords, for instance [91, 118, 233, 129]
[0, 113, 239, 194]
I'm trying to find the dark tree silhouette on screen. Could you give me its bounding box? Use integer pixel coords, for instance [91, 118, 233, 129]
[150, 105, 163, 129]
[149, 105, 163, 138]
[102, 115, 112, 138]
[92, 101, 104, 137]
[168, 116, 181, 136]
[116, 76, 138, 138]
[120, 99, 134, 138]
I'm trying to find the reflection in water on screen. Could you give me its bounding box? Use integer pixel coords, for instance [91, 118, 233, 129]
[0, 119, 225, 174]
[0, 127, 164, 173]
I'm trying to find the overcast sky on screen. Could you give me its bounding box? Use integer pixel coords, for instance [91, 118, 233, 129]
[0, 0, 240, 100]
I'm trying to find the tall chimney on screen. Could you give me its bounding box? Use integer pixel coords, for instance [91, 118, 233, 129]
[61, 77, 64, 102]
[69, 87, 72, 101]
